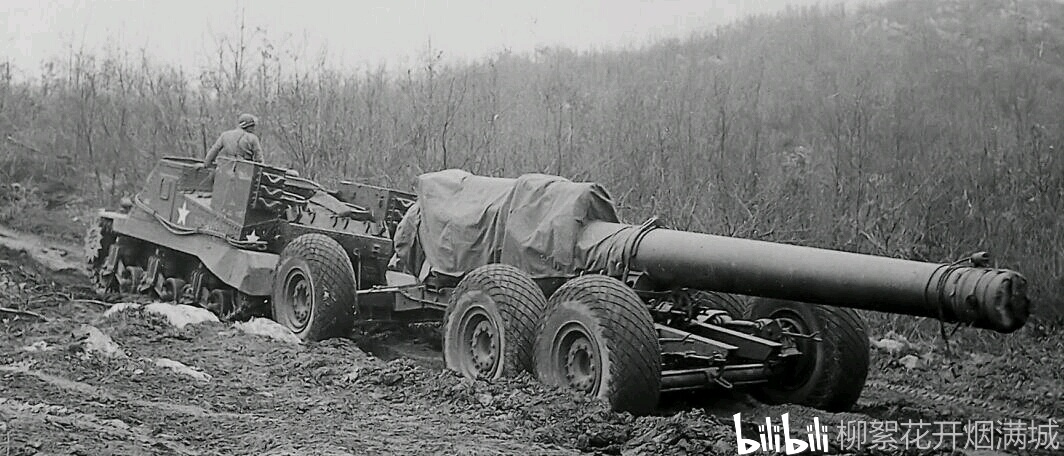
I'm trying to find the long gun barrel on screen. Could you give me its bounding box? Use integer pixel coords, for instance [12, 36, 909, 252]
[608, 224, 1029, 333]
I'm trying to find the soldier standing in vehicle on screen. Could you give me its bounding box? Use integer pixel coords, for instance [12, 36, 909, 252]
[199, 113, 264, 166]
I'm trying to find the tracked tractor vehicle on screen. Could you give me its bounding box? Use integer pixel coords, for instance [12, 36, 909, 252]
[87, 157, 1031, 414]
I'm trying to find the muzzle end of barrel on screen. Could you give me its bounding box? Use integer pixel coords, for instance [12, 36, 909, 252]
[981, 272, 1029, 333]
[939, 268, 1030, 333]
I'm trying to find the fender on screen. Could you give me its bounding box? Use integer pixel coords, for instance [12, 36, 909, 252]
[102, 210, 277, 296]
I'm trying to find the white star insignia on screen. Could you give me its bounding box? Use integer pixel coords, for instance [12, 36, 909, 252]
[245, 230, 260, 243]
[323, 290, 330, 300]
[176, 202, 190, 225]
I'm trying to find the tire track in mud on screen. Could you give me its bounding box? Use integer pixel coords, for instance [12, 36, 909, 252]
[0, 358, 282, 455]
[1, 362, 250, 419]
[863, 379, 1060, 423]
[2, 313, 580, 455]
[0, 396, 198, 455]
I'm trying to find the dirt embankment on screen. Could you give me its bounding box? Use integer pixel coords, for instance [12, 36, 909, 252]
[1, 228, 1061, 455]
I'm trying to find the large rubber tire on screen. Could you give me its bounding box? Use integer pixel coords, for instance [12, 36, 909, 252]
[271, 234, 357, 342]
[690, 290, 747, 319]
[533, 275, 662, 415]
[746, 298, 870, 412]
[443, 264, 548, 380]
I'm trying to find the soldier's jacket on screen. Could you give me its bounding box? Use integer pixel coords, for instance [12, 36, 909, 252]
[204, 128, 264, 164]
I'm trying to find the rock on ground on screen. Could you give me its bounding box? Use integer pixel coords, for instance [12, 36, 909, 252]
[102, 302, 142, 318]
[73, 324, 126, 359]
[143, 302, 219, 328]
[153, 357, 212, 382]
[233, 317, 302, 345]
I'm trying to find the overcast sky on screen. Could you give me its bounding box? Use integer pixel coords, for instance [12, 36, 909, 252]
[3, 0, 875, 75]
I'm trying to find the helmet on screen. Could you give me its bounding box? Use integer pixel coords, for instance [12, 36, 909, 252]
[237, 113, 258, 130]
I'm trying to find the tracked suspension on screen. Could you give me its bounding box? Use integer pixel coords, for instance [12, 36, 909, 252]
[87, 225, 267, 321]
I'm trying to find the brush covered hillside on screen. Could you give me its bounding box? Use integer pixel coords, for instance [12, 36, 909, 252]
[1, 0, 1062, 320]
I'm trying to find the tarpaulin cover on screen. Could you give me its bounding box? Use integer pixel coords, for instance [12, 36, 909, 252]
[392, 169, 652, 279]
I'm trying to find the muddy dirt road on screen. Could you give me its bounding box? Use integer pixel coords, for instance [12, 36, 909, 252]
[0, 228, 1061, 455]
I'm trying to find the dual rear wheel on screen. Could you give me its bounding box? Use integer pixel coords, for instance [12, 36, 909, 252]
[532, 275, 661, 415]
[745, 298, 870, 412]
[442, 264, 547, 380]
[691, 291, 871, 411]
[443, 268, 661, 415]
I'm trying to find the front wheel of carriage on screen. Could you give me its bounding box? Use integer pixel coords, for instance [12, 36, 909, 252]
[745, 298, 870, 412]
[533, 274, 662, 416]
[442, 264, 549, 380]
[270, 233, 358, 342]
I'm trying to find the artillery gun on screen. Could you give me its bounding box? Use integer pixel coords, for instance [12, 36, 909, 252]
[87, 158, 1030, 414]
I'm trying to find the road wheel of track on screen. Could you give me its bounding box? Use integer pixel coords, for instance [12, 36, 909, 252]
[690, 290, 747, 319]
[533, 275, 661, 415]
[120, 266, 144, 294]
[443, 264, 548, 380]
[207, 289, 233, 316]
[271, 234, 357, 341]
[746, 298, 870, 412]
[159, 278, 185, 303]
